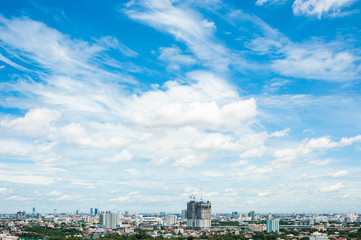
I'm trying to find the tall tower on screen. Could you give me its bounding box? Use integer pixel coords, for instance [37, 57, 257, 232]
[267, 219, 280, 232]
[186, 200, 211, 230]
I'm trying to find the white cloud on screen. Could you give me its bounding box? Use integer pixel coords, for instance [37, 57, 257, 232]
[60, 123, 129, 149]
[0, 188, 8, 194]
[148, 157, 170, 166]
[239, 146, 267, 158]
[173, 153, 207, 168]
[97, 36, 138, 57]
[308, 159, 332, 166]
[69, 180, 95, 189]
[258, 190, 271, 197]
[6, 195, 28, 201]
[100, 150, 133, 163]
[158, 46, 196, 70]
[246, 18, 361, 81]
[1, 108, 60, 138]
[124, 0, 232, 70]
[204, 192, 219, 197]
[56, 194, 81, 201]
[125, 71, 256, 130]
[292, 0, 357, 18]
[49, 190, 63, 196]
[320, 182, 344, 192]
[331, 170, 349, 178]
[270, 128, 290, 137]
[0, 174, 54, 185]
[110, 191, 140, 202]
[272, 44, 359, 81]
[203, 170, 224, 177]
[256, 0, 288, 6]
[125, 168, 140, 174]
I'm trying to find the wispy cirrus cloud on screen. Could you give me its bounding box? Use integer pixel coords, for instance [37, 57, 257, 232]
[123, 0, 238, 71]
[292, 0, 358, 18]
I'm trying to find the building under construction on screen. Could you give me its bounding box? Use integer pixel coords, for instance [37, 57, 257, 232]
[186, 200, 211, 230]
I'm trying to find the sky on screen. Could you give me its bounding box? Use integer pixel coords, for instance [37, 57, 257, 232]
[0, 0, 361, 214]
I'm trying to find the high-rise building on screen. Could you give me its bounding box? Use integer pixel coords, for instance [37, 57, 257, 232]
[160, 212, 166, 217]
[266, 219, 279, 232]
[32, 207, 36, 216]
[94, 208, 98, 216]
[16, 211, 26, 221]
[100, 211, 122, 229]
[248, 211, 255, 221]
[181, 209, 187, 219]
[186, 200, 211, 230]
[90, 208, 93, 216]
[164, 215, 178, 226]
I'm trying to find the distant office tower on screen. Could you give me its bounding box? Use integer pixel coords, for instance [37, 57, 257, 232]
[181, 209, 187, 219]
[100, 211, 122, 229]
[16, 211, 26, 221]
[32, 207, 36, 216]
[267, 219, 280, 232]
[164, 215, 178, 226]
[90, 208, 93, 216]
[94, 208, 98, 216]
[232, 211, 239, 217]
[248, 211, 255, 221]
[160, 212, 166, 217]
[76, 210, 79, 215]
[187, 200, 211, 230]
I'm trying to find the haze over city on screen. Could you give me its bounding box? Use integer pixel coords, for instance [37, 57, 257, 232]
[0, 0, 361, 214]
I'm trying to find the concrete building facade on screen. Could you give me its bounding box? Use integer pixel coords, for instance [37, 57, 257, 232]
[267, 219, 280, 232]
[186, 200, 211, 230]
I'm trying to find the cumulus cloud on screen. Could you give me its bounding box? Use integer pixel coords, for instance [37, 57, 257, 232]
[0, 108, 60, 137]
[125, 71, 256, 130]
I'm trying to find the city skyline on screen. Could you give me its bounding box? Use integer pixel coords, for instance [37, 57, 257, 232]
[1, 0, 361, 213]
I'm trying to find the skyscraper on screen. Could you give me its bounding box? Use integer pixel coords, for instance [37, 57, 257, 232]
[248, 211, 255, 221]
[267, 219, 280, 232]
[94, 208, 98, 216]
[186, 200, 211, 230]
[90, 208, 93, 216]
[100, 211, 122, 229]
[16, 211, 26, 221]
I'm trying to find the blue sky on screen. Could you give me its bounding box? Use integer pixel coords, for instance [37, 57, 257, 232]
[0, 0, 361, 214]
